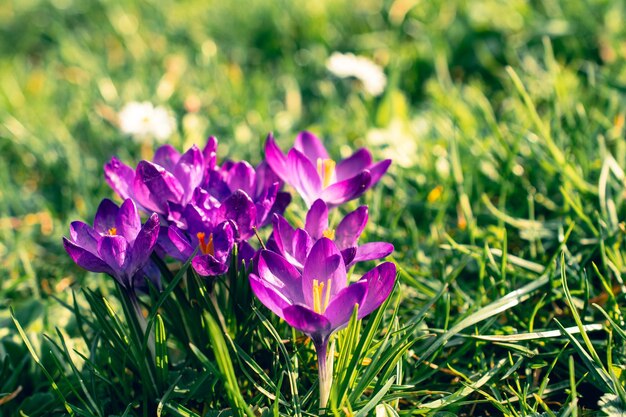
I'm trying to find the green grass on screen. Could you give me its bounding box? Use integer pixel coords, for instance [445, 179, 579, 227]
[2, 0, 626, 415]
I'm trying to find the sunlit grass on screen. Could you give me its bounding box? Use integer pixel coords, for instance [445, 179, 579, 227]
[1, 0, 626, 415]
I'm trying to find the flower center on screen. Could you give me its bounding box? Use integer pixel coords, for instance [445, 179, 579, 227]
[322, 228, 335, 240]
[312, 279, 332, 314]
[196, 232, 215, 256]
[107, 227, 117, 236]
[316, 158, 336, 189]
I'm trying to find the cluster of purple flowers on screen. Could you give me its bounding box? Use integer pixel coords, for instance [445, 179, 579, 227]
[64, 131, 396, 409]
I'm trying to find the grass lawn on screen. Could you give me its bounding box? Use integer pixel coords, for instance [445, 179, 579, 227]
[1, 0, 626, 415]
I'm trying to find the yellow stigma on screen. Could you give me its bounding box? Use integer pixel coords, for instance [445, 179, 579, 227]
[312, 279, 332, 314]
[196, 232, 215, 256]
[107, 227, 117, 236]
[322, 228, 335, 240]
[316, 158, 336, 189]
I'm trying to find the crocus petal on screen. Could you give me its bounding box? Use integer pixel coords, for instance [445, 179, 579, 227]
[323, 282, 367, 330]
[153, 144, 181, 172]
[254, 182, 279, 227]
[173, 145, 205, 203]
[212, 221, 235, 261]
[133, 161, 184, 214]
[249, 273, 293, 319]
[224, 161, 256, 197]
[164, 225, 194, 261]
[270, 192, 291, 220]
[341, 247, 357, 267]
[192, 254, 229, 276]
[368, 159, 392, 186]
[218, 190, 257, 240]
[98, 235, 129, 272]
[305, 199, 329, 240]
[128, 213, 160, 273]
[104, 157, 135, 201]
[357, 262, 396, 319]
[264, 134, 289, 183]
[116, 199, 141, 244]
[203, 136, 219, 171]
[294, 131, 329, 165]
[63, 238, 114, 275]
[292, 229, 313, 268]
[352, 242, 394, 264]
[237, 241, 256, 268]
[335, 206, 368, 250]
[255, 161, 282, 197]
[272, 214, 294, 256]
[69, 221, 100, 253]
[319, 170, 371, 207]
[94, 199, 119, 233]
[257, 250, 305, 304]
[302, 238, 346, 307]
[282, 304, 331, 339]
[336, 148, 373, 182]
[287, 149, 322, 207]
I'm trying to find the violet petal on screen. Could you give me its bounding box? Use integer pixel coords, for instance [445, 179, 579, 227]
[305, 199, 329, 240]
[302, 238, 346, 307]
[282, 304, 331, 338]
[153, 144, 181, 172]
[173, 145, 205, 203]
[257, 250, 305, 304]
[63, 238, 114, 275]
[249, 273, 293, 319]
[335, 206, 368, 250]
[320, 170, 371, 207]
[69, 221, 100, 253]
[133, 161, 184, 214]
[218, 190, 257, 240]
[368, 159, 392, 186]
[336, 148, 373, 182]
[116, 199, 141, 244]
[264, 134, 289, 183]
[128, 213, 160, 273]
[287, 149, 322, 207]
[104, 157, 135, 201]
[358, 262, 396, 319]
[352, 242, 394, 264]
[323, 282, 368, 330]
[94, 199, 119, 234]
[294, 131, 329, 165]
[192, 254, 229, 276]
[98, 235, 129, 271]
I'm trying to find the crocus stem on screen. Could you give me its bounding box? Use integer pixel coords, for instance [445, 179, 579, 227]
[315, 339, 334, 412]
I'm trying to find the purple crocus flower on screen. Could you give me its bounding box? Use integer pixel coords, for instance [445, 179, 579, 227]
[271, 199, 393, 270]
[164, 221, 235, 276]
[104, 137, 217, 219]
[63, 198, 160, 291]
[265, 132, 391, 207]
[249, 238, 396, 408]
[159, 187, 258, 276]
[206, 159, 291, 230]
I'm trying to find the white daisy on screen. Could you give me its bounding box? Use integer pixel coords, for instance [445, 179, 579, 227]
[326, 52, 387, 96]
[118, 101, 176, 142]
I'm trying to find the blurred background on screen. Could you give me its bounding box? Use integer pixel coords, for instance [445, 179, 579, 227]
[1, 0, 626, 413]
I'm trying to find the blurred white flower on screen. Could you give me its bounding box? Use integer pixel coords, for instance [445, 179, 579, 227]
[118, 101, 176, 142]
[326, 52, 387, 96]
[367, 119, 416, 167]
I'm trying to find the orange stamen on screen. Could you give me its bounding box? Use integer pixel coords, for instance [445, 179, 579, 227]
[107, 227, 117, 236]
[196, 232, 215, 256]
